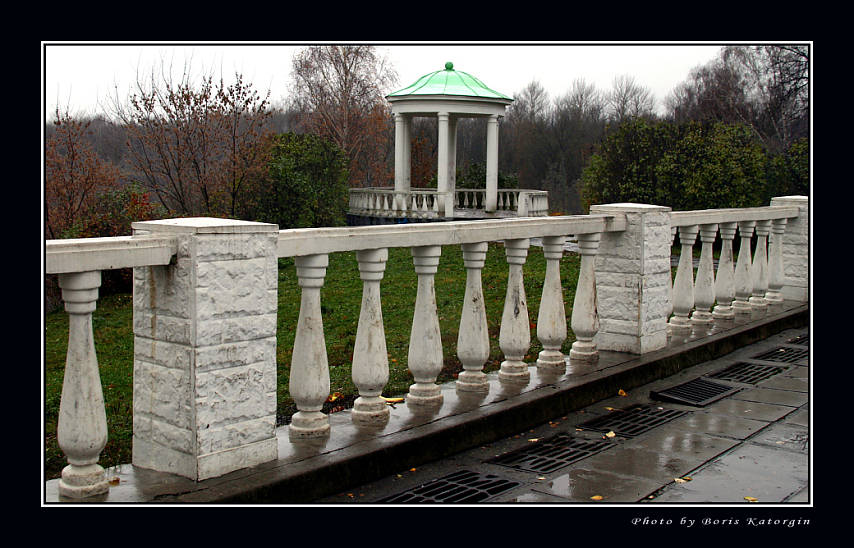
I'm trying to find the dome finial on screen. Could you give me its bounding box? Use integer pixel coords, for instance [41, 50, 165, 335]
[445, 61, 454, 70]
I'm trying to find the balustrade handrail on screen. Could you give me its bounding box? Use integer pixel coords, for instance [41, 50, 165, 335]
[276, 214, 626, 257]
[671, 205, 800, 227]
[45, 234, 178, 274]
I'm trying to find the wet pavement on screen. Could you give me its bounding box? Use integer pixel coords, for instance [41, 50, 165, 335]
[315, 326, 810, 506]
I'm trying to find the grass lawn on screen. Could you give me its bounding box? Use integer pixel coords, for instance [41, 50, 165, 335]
[44, 242, 582, 480]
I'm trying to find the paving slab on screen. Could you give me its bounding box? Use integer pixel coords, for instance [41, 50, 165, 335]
[749, 422, 809, 453]
[758, 375, 809, 392]
[784, 406, 809, 427]
[525, 467, 662, 503]
[731, 386, 809, 408]
[701, 398, 796, 422]
[666, 410, 770, 440]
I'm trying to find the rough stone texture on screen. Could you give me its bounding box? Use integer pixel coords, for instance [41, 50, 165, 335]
[132, 218, 279, 481]
[590, 204, 672, 354]
[770, 196, 808, 301]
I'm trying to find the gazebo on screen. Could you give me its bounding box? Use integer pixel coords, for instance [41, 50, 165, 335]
[347, 62, 549, 223]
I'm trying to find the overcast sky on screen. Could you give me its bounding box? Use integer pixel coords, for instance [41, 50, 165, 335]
[43, 42, 729, 120]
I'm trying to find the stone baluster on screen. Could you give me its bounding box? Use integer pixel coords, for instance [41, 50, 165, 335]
[690, 224, 718, 332]
[569, 232, 601, 365]
[289, 254, 331, 440]
[666, 226, 677, 329]
[668, 225, 699, 337]
[499, 238, 531, 384]
[765, 217, 788, 304]
[57, 271, 110, 498]
[749, 219, 772, 312]
[536, 236, 568, 373]
[351, 248, 391, 426]
[406, 246, 444, 407]
[456, 242, 491, 393]
[712, 222, 738, 321]
[732, 221, 755, 315]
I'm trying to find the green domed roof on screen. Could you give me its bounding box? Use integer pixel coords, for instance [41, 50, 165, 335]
[387, 62, 513, 101]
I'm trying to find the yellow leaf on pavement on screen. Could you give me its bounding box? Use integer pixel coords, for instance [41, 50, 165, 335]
[590, 495, 604, 501]
[744, 496, 759, 502]
[604, 431, 616, 438]
[618, 389, 628, 397]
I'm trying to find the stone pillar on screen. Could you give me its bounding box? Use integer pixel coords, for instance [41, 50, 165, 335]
[712, 222, 738, 321]
[770, 196, 809, 302]
[569, 232, 601, 366]
[437, 112, 449, 216]
[499, 238, 531, 383]
[732, 220, 755, 316]
[590, 203, 671, 354]
[351, 248, 391, 426]
[447, 116, 457, 217]
[766, 218, 788, 304]
[403, 115, 412, 192]
[407, 246, 444, 407]
[289, 254, 331, 440]
[691, 224, 718, 331]
[456, 242, 491, 393]
[131, 218, 279, 481]
[485, 114, 499, 212]
[537, 235, 568, 373]
[57, 271, 110, 498]
[669, 225, 699, 337]
[750, 219, 772, 311]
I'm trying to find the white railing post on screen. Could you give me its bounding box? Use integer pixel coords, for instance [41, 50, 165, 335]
[770, 196, 809, 301]
[732, 220, 756, 316]
[351, 248, 391, 426]
[456, 242, 491, 393]
[289, 254, 331, 440]
[766, 217, 788, 304]
[750, 219, 772, 312]
[536, 235, 568, 373]
[499, 238, 531, 383]
[712, 222, 738, 321]
[569, 233, 601, 366]
[406, 246, 445, 407]
[669, 225, 699, 337]
[56, 270, 110, 499]
[691, 224, 718, 333]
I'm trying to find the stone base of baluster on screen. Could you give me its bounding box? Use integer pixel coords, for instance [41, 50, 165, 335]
[667, 315, 693, 336]
[765, 291, 784, 304]
[536, 349, 567, 374]
[731, 300, 752, 316]
[406, 382, 444, 407]
[58, 463, 109, 499]
[288, 411, 330, 441]
[690, 310, 714, 335]
[498, 359, 530, 384]
[712, 305, 735, 321]
[456, 370, 490, 393]
[568, 340, 598, 364]
[749, 296, 768, 310]
[351, 396, 390, 426]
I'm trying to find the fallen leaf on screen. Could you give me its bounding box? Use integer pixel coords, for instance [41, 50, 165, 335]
[744, 496, 758, 503]
[618, 389, 628, 397]
[528, 438, 540, 442]
[409, 468, 417, 472]
[590, 495, 604, 501]
[674, 477, 688, 484]
[326, 392, 344, 403]
[108, 477, 120, 486]
[604, 407, 616, 411]
[381, 396, 405, 404]
[537, 476, 546, 480]
[604, 431, 616, 439]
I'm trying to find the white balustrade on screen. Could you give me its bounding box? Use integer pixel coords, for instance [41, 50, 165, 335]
[498, 238, 532, 383]
[750, 219, 772, 311]
[712, 222, 738, 320]
[569, 232, 601, 365]
[406, 246, 445, 407]
[733, 220, 756, 315]
[536, 236, 568, 373]
[669, 224, 699, 336]
[456, 242, 491, 392]
[766, 218, 788, 304]
[351, 248, 391, 425]
[289, 254, 331, 440]
[690, 224, 718, 332]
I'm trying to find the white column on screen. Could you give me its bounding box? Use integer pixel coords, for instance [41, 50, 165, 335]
[437, 112, 449, 216]
[749, 219, 771, 311]
[403, 115, 412, 192]
[712, 222, 738, 320]
[499, 238, 531, 383]
[669, 225, 699, 336]
[770, 196, 809, 301]
[766, 218, 788, 304]
[289, 254, 331, 440]
[57, 270, 110, 498]
[394, 113, 405, 193]
[447, 116, 457, 218]
[569, 233, 601, 364]
[536, 235, 568, 372]
[456, 242, 491, 393]
[690, 224, 718, 331]
[407, 246, 445, 406]
[485, 114, 499, 212]
[351, 248, 391, 426]
[732, 220, 755, 315]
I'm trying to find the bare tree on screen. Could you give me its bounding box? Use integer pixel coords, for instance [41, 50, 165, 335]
[289, 45, 398, 187]
[607, 75, 655, 122]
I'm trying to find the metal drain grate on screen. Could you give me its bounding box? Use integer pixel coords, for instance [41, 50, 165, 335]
[787, 334, 809, 346]
[377, 470, 520, 503]
[751, 346, 809, 363]
[489, 433, 614, 474]
[650, 378, 741, 407]
[708, 362, 786, 384]
[576, 405, 689, 437]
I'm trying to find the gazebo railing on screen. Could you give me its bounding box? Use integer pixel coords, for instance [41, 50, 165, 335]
[348, 187, 549, 219]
